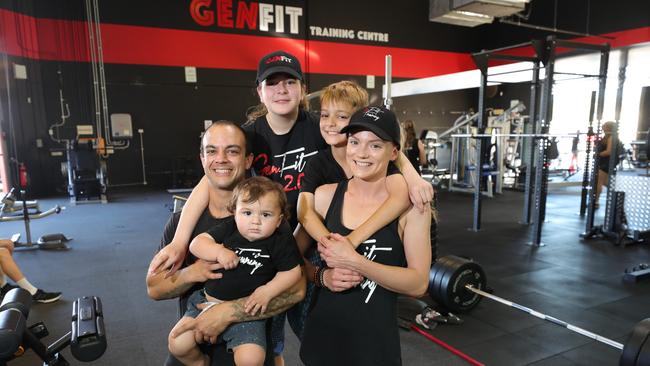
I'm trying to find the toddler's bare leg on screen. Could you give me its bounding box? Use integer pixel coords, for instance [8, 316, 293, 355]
[168, 317, 209, 366]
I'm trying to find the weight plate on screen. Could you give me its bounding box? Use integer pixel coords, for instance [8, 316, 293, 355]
[443, 262, 485, 312]
[434, 256, 455, 307]
[449, 262, 486, 312]
[429, 256, 453, 299]
[635, 334, 650, 366]
[437, 257, 461, 310]
[620, 318, 650, 366]
[434, 255, 486, 313]
[428, 258, 447, 296]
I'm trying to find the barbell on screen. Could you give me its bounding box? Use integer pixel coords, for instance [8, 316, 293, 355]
[428, 255, 650, 366]
[450, 133, 580, 138]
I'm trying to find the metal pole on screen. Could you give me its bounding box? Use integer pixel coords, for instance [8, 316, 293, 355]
[472, 63, 488, 231]
[530, 38, 556, 247]
[384, 55, 392, 110]
[522, 61, 540, 224]
[21, 190, 32, 245]
[93, 0, 113, 147]
[584, 46, 610, 235]
[580, 91, 597, 216]
[604, 49, 627, 233]
[139, 129, 147, 185]
[84, 0, 102, 142]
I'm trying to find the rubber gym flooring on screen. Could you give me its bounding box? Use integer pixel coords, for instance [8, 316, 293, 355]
[3, 185, 649, 365]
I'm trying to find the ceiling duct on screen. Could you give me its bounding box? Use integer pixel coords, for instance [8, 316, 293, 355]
[430, 0, 530, 27]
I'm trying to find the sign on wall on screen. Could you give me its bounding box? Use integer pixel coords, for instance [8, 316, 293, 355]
[188, 0, 389, 43]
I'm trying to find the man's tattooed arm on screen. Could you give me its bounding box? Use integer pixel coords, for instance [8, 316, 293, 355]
[230, 282, 306, 321]
[189, 273, 307, 339]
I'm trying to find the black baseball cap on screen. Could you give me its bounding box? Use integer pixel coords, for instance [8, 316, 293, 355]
[256, 51, 303, 85]
[341, 106, 401, 150]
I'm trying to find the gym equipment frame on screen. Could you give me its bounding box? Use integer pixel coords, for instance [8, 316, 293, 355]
[0, 189, 71, 250]
[472, 37, 610, 246]
[385, 37, 610, 246]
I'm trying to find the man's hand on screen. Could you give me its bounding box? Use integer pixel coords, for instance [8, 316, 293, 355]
[409, 177, 434, 213]
[318, 233, 360, 270]
[170, 302, 231, 344]
[244, 285, 273, 316]
[186, 259, 224, 283]
[214, 246, 239, 270]
[323, 267, 363, 292]
[148, 242, 187, 278]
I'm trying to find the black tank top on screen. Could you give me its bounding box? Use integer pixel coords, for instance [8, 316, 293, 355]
[300, 179, 406, 366]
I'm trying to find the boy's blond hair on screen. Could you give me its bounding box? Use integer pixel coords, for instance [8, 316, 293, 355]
[320, 81, 369, 113]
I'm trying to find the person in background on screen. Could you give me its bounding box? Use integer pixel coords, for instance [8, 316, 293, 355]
[569, 130, 580, 174]
[595, 121, 622, 208]
[0, 238, 62, 303]
[401, 120, 427, 175]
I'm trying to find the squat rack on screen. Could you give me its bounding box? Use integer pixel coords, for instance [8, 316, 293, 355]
[471, 37, 610, 246]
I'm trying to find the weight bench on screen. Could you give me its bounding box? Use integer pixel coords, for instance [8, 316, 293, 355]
[0, 189, 71, 250]
[0, 288, 107, 365]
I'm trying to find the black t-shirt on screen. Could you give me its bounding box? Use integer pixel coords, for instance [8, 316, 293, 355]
[158, 210, 278, 366]
[300, 180, 406, 366]
[300, 148, 401, 194]
[203, 217, 303, 300]
[159, 210, 232, 318]
[243, 110, 326, 228]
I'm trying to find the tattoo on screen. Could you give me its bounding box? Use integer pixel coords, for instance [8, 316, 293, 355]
[231, 288, 302, 321]
[148, 272, 194, 300]
[159, 282, 193, 299]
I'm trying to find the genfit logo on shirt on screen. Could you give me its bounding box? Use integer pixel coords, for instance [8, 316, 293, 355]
[189, 0, 303, 34]
[235, 248, 270, 274]
[254, 146, 318, 192]
[358, 239, 393, 304]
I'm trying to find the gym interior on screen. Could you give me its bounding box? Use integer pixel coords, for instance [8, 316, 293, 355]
[1, 1, 649, 365]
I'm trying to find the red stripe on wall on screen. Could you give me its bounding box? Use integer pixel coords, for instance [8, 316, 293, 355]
[0, 9, 473, 78]
[2, 9, 649, 79]
[0, 9, 90, 62]
[100, 23, 476, 78]
[1, 9, 40, 60]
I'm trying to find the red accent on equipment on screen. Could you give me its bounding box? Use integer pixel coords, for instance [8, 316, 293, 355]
[18, 163, 28, 188]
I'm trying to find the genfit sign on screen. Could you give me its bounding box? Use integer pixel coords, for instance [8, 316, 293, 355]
[189, 0, 303, 34]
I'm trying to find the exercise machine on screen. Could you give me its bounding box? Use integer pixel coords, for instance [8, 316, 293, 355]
[0, 288, 106, 366]
[65, 140, 108, 205]
[0, 188, 71, 250]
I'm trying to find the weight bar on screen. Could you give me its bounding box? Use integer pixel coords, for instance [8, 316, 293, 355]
[428, 256, 650, 366]
[451, 133, 579, 138]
